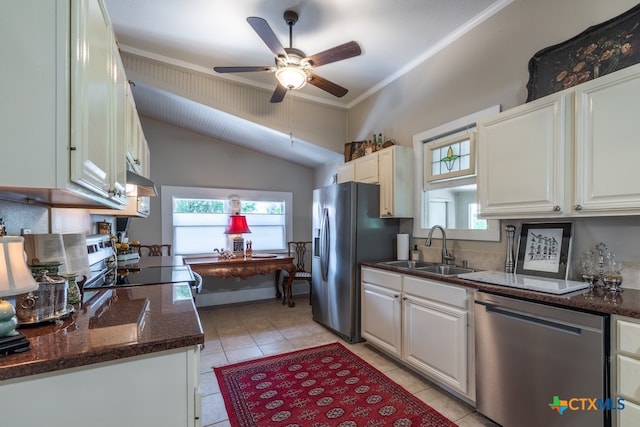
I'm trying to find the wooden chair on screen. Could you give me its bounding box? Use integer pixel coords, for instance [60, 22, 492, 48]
[281, 241, 312, 304]
[138, 244, 172, 257]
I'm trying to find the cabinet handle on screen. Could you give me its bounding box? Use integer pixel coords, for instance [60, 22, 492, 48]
[574, 204, 582, 211]
[553, 205, 561, 211]
[402, 296, 407, 300]
[394, 294, 400, 298]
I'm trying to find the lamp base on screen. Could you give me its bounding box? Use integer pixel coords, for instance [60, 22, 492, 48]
[0, 331, 30, 356]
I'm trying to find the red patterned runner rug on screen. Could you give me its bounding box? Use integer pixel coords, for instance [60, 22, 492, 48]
[215, 342, 458, 426]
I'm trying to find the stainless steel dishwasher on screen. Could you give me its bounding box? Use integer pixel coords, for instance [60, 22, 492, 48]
[475, 292, 609, 427]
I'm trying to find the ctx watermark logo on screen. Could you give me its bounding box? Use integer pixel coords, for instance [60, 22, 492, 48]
[549, 395, 625, 414]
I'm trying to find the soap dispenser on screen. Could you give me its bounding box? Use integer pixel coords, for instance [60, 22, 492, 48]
[411, 245, 420, 261]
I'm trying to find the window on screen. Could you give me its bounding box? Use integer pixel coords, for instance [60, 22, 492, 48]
[424, 133, 475, 183]
[162, 186, 292, 255]
[412, 106, 501, 241]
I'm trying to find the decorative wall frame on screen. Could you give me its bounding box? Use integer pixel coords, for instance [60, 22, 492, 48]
[526, 4, 640, 102]
[516, 222, 573, 280]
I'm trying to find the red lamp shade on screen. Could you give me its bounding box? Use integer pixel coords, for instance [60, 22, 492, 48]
[225, 215, 251, 235]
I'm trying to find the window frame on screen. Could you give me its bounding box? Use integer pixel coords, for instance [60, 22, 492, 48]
[161, 185, 293, 255]
[412, 106, 501, 241]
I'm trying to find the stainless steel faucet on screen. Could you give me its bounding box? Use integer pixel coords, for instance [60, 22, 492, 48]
[426, 225, 455, 265]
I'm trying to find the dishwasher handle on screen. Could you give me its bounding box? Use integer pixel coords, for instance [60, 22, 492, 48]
[476, 300, 582, 336]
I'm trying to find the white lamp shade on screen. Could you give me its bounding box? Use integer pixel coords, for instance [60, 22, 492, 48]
[275, 66, 308, 90]
[0, 236, 39, 297]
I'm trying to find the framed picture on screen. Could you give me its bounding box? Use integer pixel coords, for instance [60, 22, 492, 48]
[515, 222, 573, 280]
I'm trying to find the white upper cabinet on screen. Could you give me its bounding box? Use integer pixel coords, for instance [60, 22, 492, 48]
[0, 0, 144, 208]
[70, 0, 119, 201]
[338, 145, 413, 218]
[477, 63, 640, 219]
[378, 145, 413, 218]
[354, 154, 380, 183]
[477, 94, 566, 217]
[574, 65, 640, 214]
[336, 162, 355, 184]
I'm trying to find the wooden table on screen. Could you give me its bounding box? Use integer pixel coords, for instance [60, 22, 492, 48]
[184, 255, 298, 307]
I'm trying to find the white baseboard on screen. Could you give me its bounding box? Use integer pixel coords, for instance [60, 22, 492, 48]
[195, 282, 309, 307]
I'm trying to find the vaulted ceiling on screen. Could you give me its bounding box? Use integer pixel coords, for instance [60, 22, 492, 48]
[103, 0, 506, 167]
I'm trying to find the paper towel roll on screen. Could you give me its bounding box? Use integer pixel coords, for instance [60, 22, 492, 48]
[397, 234, 409, 260]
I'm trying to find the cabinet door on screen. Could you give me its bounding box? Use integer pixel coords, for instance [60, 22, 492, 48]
[355, 154, 379, 183]
[336, 162, 355, 183]
[403, 295, 467, 393]
[0, 347, 201, 427]
[378, 148, 395, 217]
[125, 83, 142, 174]
[575, 66, 640, 213]
[477, 95, 566, 217]
[378, 146, 413, 218]
[70, 0, 115, 198]
[0, 1, 64, 188]
[110, 45, 128, 204]
[361, 282, 402, 357]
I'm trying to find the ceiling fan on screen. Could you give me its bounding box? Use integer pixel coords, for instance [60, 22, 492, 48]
[213, 10, 362, 103]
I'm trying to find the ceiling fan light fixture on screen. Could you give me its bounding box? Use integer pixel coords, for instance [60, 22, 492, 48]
[275, 65, 308, 90]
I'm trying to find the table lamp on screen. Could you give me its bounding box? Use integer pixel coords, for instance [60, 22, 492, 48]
[225, 215, 251, 257]
[0, 236, 39, 354]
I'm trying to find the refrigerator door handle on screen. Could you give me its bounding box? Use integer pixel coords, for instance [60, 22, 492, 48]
[320, 208, 330, 281]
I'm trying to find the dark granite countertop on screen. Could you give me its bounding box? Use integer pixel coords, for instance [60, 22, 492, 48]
[1, 282, 204, 381]
[362, 261, 640, 319]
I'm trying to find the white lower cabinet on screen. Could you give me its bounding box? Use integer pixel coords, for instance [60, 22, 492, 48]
[0, 346, 201, 427]
[403, 278, 468, 394]
[612, 315, 640, 427]
[361, 267, 474, 401]
[361, 268, 402, 357]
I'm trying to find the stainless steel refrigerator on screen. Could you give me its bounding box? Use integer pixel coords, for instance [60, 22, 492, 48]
[312, 182, 399, 343]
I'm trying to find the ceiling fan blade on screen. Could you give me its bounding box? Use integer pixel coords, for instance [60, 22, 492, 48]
[247, 17, 287, 59]
[213, 66, 275, 73]
[303, 41, 361, 67]
[307, 72, 348, 98]
[270, 84, 288, 103]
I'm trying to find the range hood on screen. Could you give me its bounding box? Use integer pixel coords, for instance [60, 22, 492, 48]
[126, 171, 157, 197]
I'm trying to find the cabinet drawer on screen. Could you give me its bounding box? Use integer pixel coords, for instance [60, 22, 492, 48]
[619, 397, 640, 427]
[403, 276, 467, 309]
[361, 267, 402, 291]
[618, 319, 640, 356]
[618, 355, 640, 401]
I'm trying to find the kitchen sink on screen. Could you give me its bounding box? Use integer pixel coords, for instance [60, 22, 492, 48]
[377, 260, 435, 269]
[416, 264, 476, 276]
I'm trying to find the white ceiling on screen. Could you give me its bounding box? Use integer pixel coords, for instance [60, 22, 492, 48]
[103, 0, 506, 167]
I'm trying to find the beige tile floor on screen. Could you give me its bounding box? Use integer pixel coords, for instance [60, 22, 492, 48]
[197, 298, 499, 427]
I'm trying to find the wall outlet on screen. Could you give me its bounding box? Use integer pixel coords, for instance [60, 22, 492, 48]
[21, 228, 32, 235]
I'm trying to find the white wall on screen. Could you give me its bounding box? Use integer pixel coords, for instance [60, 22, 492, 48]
[347, 0, 639, 147]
